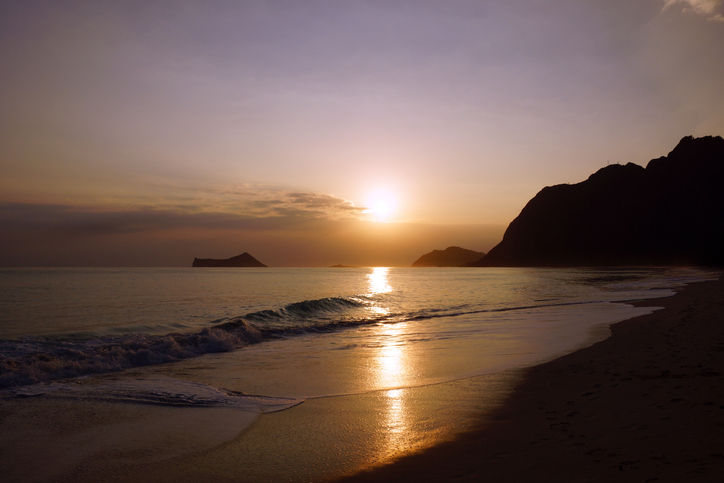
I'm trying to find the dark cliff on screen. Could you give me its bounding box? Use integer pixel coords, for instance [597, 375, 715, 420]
[192, 252, 268, 268]
[412, 246, 486, 267]
[470, 135, 724, 267]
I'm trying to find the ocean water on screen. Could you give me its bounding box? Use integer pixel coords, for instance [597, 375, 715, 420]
[0, 267, 718, 479]
[0, 266, 715, 392]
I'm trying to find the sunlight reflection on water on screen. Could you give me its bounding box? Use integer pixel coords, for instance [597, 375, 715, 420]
[378, 331, 411, 454]
[367, 267, 392, 294]
[376, 328, 406, 388]
[366, 267, 392, 317]
[367, 267, 412, 453]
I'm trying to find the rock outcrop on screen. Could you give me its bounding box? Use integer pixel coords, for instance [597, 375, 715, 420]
[412, 246, 486, 267]
[470, 135, 724, 267]
[192, 252, 268, 267]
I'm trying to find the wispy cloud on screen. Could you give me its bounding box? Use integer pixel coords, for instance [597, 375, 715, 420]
[0, 184, 368, 240]
[90, 180, 368, 222]
[242, 191, 367, 220]
[0, 202, 332, 240]
[662, 0, 724, 20]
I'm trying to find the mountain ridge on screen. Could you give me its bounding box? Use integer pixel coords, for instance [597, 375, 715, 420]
[469, 135, 724, 267]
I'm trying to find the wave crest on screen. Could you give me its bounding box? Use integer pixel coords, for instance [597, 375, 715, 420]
[0, 320, 262, 389]
[0, 297, 374, 389]
[243, 296, 367, 326]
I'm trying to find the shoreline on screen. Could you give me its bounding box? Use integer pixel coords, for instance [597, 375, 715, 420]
[338, 276, 724, 482]
[2, 274, 720, 482]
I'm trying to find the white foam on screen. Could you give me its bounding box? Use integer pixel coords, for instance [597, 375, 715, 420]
[10, 377, 304, 413]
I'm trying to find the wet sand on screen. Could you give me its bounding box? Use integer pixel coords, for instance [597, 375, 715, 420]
[0, 350, 520, 482]
[340, 277, 724, 482]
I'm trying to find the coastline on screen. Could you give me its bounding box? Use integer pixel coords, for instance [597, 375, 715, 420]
[339, 276, 724, 482]
[1, 273, 721, 482]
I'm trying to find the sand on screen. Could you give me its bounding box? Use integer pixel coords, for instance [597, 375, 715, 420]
[339, 276, 724, 482]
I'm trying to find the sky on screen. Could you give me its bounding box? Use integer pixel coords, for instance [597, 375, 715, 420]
[1, 0, 723, 266]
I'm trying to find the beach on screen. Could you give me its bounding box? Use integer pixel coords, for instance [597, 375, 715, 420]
[341, 276, 724, 482]
[3, 2, 723, 481]
[0, 270, 721, 482]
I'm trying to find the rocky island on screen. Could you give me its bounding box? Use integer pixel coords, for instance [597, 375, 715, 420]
[192, 252, 268, 267]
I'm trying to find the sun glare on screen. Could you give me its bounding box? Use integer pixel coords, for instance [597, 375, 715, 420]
[365, 190, 397, 222]
[374, 200, 390, 215]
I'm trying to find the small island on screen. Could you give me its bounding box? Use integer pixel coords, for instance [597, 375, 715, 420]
[411, 246, 486, 267]
[192, 252, 268, 267]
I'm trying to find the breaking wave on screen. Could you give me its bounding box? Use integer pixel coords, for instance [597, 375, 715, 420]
[0, 296, 378, 389]
[0, 319, 263, 388]
[242, 296, 370, 330]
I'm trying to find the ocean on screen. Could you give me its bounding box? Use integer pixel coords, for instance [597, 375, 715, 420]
[0, 266, 717, 480]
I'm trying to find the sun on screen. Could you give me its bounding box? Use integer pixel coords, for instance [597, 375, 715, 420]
[365, 190, 397, 222]
[373, 200, 390, 216]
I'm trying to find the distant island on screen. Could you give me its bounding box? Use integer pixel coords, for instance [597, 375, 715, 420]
[412, 246, 486, 267]
[468, 135, 724, 267]
[192, 252, 268, 267]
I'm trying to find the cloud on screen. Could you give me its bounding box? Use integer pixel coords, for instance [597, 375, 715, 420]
[0, 201, 356, 238]
[243, 191, 367, 220]
[662, 0, 724, 19]
[88, 181, 369, 222]
[0, 181, 375, 257]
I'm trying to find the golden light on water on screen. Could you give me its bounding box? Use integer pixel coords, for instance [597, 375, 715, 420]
[367, 267, 392, 295]
[366, 267, 392, 316]
[376, 324, 411, 454]
[385, 389, 407, 437]
[377, 329, 405, 388]
[366, 266, 411, 454]
[366, 267, 406, 388]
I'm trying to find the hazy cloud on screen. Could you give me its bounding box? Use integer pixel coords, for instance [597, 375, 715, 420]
[662, 0, 724, 19]
[97, 181, 369, 222]
[237, 190, 366, 220]
[0, 201, 355, 238]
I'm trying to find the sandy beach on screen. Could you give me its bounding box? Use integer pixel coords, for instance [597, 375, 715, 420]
[340, 276, 724, 482]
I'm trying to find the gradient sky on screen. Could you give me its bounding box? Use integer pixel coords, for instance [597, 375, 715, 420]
[1, 0, 723, 266]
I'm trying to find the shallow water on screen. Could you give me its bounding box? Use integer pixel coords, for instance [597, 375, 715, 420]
[0, 266, 715, 392]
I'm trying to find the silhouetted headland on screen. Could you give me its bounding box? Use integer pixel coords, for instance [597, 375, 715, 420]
[192, 252, 267, 267]
[412, 246, 486, 267]
[469, 135, 724, 267]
